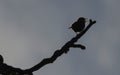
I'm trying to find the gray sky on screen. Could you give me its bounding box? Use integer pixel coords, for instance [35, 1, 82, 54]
[0, 0, 120, 75]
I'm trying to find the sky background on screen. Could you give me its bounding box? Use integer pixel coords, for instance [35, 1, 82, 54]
[0, 0, 120, 75]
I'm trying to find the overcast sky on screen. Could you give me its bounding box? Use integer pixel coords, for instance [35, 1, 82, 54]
[0, 0, 120, 75]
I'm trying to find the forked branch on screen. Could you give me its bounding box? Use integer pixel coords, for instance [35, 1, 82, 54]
[23, 19, 96, 74]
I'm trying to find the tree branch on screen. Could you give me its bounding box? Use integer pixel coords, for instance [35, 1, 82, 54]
[23, 19, 96, 74]
[71, 44, 86, 50]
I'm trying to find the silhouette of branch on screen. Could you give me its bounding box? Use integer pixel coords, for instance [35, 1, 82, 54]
[0, 54, 33, 75]
[0, 19, 96, 75]
[71, 44, 86, 50]
[23, 19, 96, 74]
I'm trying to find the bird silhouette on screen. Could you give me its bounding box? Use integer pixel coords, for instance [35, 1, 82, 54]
[69, 17, 87, 34]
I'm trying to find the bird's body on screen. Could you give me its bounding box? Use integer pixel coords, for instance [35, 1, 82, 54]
[69, 17, 86, 34]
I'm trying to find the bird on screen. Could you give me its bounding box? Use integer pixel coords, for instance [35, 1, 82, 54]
[69, 17, 87, 34]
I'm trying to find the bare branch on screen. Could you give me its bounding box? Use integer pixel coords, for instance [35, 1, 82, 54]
[71, 44, 86, 50]
[23, 19, 96, 74]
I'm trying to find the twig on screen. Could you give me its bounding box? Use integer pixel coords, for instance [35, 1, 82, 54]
[71, 44, 86, 50]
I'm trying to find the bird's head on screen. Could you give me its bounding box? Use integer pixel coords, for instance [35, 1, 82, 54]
[77, 17, 88, 23]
